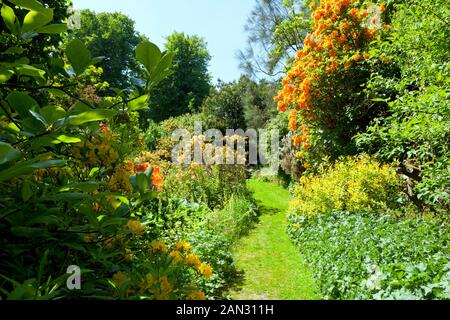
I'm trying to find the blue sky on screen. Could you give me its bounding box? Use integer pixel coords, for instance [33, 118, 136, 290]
[72, 0, 256, 83]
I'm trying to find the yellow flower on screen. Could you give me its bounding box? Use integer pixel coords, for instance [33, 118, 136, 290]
[159, 276, 172, 293]
[126, 220, 145, 234]
[187, 290, 206, 300]
[149, 240, 168, 254]
[174, 240, 191, 252]
[184, 254, 201, 266]
[169, 250, 183, 264]
[196, 264, 213, 279]
[112, 272, 129, 287]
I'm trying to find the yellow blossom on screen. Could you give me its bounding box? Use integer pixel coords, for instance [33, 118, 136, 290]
[187, 290, 206, 300]
[196, 264, 213, 279]
[174, 240, 191, 252]
[112, 272, 129, 287]
[184, 254, 201, 266]
[169, 250, 183, 264]
[149, 240, 168, 254]
[126, 220, 145, 234]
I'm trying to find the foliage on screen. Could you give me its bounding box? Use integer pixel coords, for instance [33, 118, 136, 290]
[207, 194, 258, 245]
[240, 76, 279, 129]
[187, 227, 237, 299]
[145, 32, 211, 122]
[239, 0, 311, 77]
[355, 0, 450, 214]
[69, 9, 146, 90]
[289, 155, 403, 217]
[201, 81, 246, 132]
[161, 163, 248, 210]
[287, 211, 450, 300]
[0, 0, 71, 65]
[0, 0, 192, 300]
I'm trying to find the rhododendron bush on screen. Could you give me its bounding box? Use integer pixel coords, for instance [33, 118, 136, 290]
[275, 0, 388, 170]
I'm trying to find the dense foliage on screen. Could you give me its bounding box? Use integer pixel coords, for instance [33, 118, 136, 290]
[145, 32, 212, 123]
[69, 9, 146, 90]
[288, 211, 450, 300]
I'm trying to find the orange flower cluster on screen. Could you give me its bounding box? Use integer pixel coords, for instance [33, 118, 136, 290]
[274, 0, 385, 165]
[134, 163, 163, 191]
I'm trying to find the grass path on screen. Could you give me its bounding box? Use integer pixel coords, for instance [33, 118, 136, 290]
[231, 180, 319, 300]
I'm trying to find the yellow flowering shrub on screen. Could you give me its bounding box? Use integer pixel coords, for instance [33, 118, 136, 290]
[109, 240, 212, 300]
[289, 155, 402, 217]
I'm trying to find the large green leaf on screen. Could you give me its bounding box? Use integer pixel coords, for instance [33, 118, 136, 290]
[52, 135, 81, 144]
[0, 158, 65, 182]
[0, 64, 13, 83]
[65, 39, 92, 75]
[8, 0, 45, 11]
[40, 106, 66, 125]
[0, 142, 21, 165]
[69, 109, 117, 125]
[22, 8, 53, 34]
[136, 42, 161, 74]
[6, 92, 39, 119]
[151, 51, 174, 84]
[14, 64, 46, 79]
[128, 94, 149, 111]
[36, 23, 67, 34]
[1, 4, 18, 34]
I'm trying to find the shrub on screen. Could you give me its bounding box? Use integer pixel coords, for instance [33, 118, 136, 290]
[207, 194, 259, 244]
[162, 163, 248, 210]
[287, 211, 450, 300]
[187, 228, 238, 299]
[289, 155, 403, 217]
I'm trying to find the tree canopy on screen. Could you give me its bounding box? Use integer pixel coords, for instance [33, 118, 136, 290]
[145, 32, 211, 123]
[69, 9, 146, 90]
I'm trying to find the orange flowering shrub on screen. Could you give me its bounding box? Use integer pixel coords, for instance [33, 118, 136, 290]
[274, 0, 387, 169]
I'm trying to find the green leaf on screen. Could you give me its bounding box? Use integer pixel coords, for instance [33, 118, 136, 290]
[3, 46, 24, 55]
[58, 182, 102, 193]
[29, 110, 48, 128]
[21, 179, 33, 202]
[128, 94, 149, 111]
[53, 135, 81, 144]
[8, 0, 45, 11]
[65, 39, 92, 75]
[22, 8, 53, 34]
[0, 142, 21, 165]
[36, 23, 67, 34]
[151, 51, 174, 84]
[43, 192, 91, 202]
[0, 65, 13, 83]
[6, 92, 39, 119]
[1, 4, 19, 34]
[91, 56, 104, 66]
[40, 106, 66, 125]
[69, 109, 117, 125]
[15, 64, 45, 79]
[0, 158, 65, 182]
[136, 173, 151, 194]
[135, 42, 161, 74]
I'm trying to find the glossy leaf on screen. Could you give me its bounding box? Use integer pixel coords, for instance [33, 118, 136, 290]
[65, 39, 92, 75]
[0, 142, 21, 165]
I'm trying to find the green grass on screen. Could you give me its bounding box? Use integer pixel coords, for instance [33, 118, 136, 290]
[231, 179, 319, 300]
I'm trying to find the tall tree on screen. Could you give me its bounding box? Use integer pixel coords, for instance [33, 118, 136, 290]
[239, 75, 279, 129]
[69, 9, 145, 89]
[145, 32, 211, 123]
[201, 81, 246, 132]
[238, 0, 311, 78]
